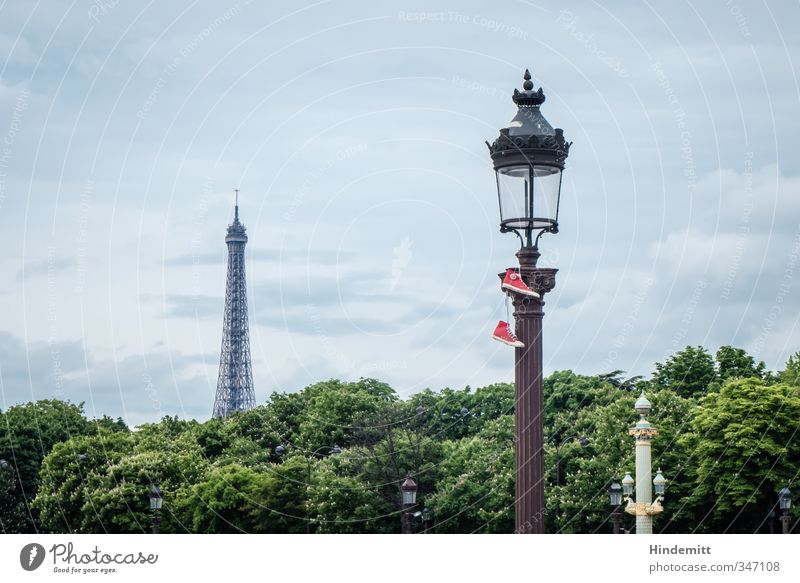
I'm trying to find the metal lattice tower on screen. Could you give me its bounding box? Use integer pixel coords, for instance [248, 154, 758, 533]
[212, 190, 256, 418]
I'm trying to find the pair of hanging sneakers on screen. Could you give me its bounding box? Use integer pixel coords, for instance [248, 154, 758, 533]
[492, 268, 539, 348]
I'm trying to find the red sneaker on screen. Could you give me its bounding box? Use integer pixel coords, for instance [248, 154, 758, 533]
[492, 320, 524, 348]
[502, 268, 539, 298]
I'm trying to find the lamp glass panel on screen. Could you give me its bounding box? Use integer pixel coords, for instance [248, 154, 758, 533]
[531, 166, 561, 227]
[496, 166, 531, 229]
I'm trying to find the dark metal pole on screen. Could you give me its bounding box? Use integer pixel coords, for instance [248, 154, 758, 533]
[555, 447, 561, 487]
[151, 512, 160, 535]
[782, 512, 791, 534]
[611, 508, 622, 535]
[506, 246, 557, 534]
[401, 507, 413, 534]
[306, 457, 312, 535]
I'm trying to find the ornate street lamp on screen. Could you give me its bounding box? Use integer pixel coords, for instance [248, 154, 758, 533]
[487, 68, 571, 534]
[779, 487, 792, 534]
[148, 484, 163, 534]
[623, 392, 667, 534]
[401, 475, 418, 534]
[0, 459, 8, 469]
[609, 482, 623, 534]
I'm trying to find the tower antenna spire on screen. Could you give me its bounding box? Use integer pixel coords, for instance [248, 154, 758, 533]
[234, 188, 239, 221]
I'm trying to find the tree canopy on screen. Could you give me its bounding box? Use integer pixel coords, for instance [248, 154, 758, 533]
[1, 346, 797, 534]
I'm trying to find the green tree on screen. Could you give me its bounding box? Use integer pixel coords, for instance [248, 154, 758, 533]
[653, 346, 716, 397]
[83, 431, 210, 533]
[298, 378, 397, 449]
[685, 378, 800, 532]
[307, 454, 394, 533]
[32, 431, 133, 533]
[778, 352, 800, 386]
[0, 400, 95, 532]
[426, 416, 514, 533]
[715, 345, 765, 382]
[176, 464, 263, 533]
[544, 370, 607, 428]
[546, 386, 695, 534]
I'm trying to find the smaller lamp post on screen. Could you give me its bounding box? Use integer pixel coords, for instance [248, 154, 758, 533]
[779, 487, 792, 534]
[609, 482, 623, 534]
[412, 507, 432, 533]
[149, 484, 163, 534]
[0, 459, 8, 469]
[401, 475, 418, 534]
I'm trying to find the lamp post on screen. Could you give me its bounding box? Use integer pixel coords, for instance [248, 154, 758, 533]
[401, 475, 418, 534]
[779, 487, 792, 534]
[553, 435, 589, 487]
[148, 484, 163, 534]
[412, 507, 432, 533]
[275, 443, 341, 533]
[487, 68, 571, 534]
[609, 482, 623, 534]
[622, 392, 666, 534]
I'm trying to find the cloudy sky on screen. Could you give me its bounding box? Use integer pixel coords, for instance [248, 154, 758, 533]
[1, 0, 799, 425]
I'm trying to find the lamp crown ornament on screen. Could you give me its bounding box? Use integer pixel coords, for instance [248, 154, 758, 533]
[486, 68, 571, 162]
[512, 68, 546, 107]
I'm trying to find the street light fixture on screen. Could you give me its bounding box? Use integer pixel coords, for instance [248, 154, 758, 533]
[487, 69, 571, 534]
[653, 469, 667, 498]
[148, 484, 163, 534]
[622, 473, 634, 497]
[401, 475, 418, 534]
[0, 459, 8, 469]
[274, 443, 342, 533]
[609, 482, 623, 534]
[779, 487, 792, 534]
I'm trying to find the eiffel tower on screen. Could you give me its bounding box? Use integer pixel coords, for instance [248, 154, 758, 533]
[212, 190, 256, 418]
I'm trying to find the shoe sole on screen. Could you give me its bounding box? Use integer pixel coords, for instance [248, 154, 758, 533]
[492, 334, 525, 348]
[502, 283, 540, 298]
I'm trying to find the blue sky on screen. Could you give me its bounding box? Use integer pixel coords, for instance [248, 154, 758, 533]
[1, 0, 799, 425]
